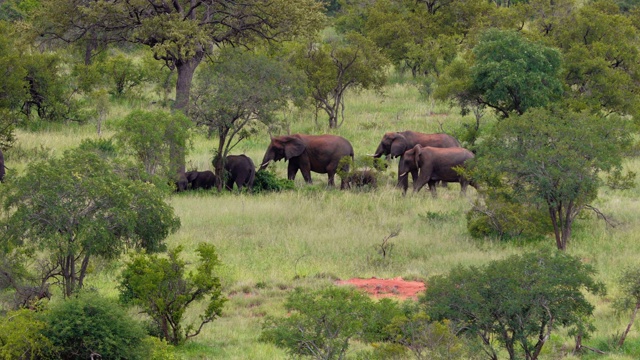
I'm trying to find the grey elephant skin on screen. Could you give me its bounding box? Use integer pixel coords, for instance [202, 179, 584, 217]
[373, 131, 460, 159]
[260, 134, 354, 188]
[186, 170, 218, 190]
[0, 148, 4, 182]
[175, 172, 188, 192]
[225, 154, 256, 191]
[398, 145, 476, 196]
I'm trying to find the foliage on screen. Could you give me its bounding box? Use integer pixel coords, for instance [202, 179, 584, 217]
[260, 286, 398, 359]
[470, 106, 633, 250]
[0, 307, 56, 359]
[101, 50, 150, 98]
[550, 0, 640, 119]
[470, 29, 563, 118]
[613, 266, 640, 347]
[252, 169, 296, 193]
[0, 148, 181, 297]
[41, 290, 150, 360]
[423, 250, 606, 360]
[0, 20, 27, 148]
[118, 243, 226, 346]
[113, 109, 192, 177]
[291, 32, 389, 128]
[385, 311, 482, 360]
[190, 47, 306, 186]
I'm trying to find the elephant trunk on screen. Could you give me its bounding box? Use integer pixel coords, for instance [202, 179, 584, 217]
[372, 143, 386, 158]
[259, 159, 271, 170]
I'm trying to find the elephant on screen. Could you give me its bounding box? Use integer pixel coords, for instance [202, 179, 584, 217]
[175, 172, 188, 192]
[259, 134, 354, 188]
[186, 170, 218, 190]
[0, 148, 4, 183]
[373, 131, 460, 159]
[398, 145, 476, 197]
[342, 169, 377, 189]
[224, 154, 256, 191]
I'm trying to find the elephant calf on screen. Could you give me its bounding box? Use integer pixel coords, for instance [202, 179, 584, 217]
[225, 155, 256, 191]
[342, 169, 378, 189]
[186, 170, 218, 190]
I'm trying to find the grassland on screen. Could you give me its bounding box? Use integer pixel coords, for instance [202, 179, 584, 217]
[6, 82, 640, 359]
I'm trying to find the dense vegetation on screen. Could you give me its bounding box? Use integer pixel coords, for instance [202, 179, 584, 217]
[1, 0, 640, 358]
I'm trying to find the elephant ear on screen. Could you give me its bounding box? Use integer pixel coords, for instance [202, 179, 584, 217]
[284, 138, 306, 160]
[186, 171, 198, 182]
[413, 145, 422, 169]
[390, 134, 408, 157]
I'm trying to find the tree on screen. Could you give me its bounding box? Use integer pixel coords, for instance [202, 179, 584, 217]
[41, 291, 151, 360]
[35, 0, 326, 172]
[0, 148, 181, 297]
[260, 286, 394, 359]
[292, 32, 389, 128]
[113, 109, 192, 178]
[118, 243, 226, 345]
[469, 29, 563, 118]
[423, 250, 605, 360]
[190, 48, 305, 186]
[470, 106, 632, 250]
[0, 20, 27, 148]
[613, 266, 640, 347]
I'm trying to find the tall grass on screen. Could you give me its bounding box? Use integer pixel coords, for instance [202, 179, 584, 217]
[6, 83, 640, 359]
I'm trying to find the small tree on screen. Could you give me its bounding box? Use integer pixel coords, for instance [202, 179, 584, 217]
[113, 109, 192, 177]
[260, 286, 390, 360]
[292, 32, 389, 128]
[423, 250, 605, 360]
[0, 148, 181, 297]
[614, 266, 640, 347]
[470, 106, 632, 250]
[118, 243, 226, 346]
[190, 48, 305, 188]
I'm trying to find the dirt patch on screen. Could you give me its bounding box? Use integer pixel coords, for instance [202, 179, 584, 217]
[336, 277, 426, 300]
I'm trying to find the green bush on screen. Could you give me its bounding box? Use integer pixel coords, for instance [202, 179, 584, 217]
[41, 291, 149, 360]
[253, 169, 295, 193]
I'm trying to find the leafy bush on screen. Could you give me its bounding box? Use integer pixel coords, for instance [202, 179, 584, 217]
[119, 243, 226, 345]
[252, 169, 295, 193]
[260, 286, 402, 359]
[0, 307, 55, 359]
[41, 291, 150, 360]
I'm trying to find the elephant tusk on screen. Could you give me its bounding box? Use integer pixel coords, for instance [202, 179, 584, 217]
[260, 160, 271, 168]
[399, 172, 407, 177]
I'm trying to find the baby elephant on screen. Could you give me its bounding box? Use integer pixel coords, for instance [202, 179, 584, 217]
[342, 169, 378, 189]
[225, 155, 256, 191]
[186, 170, 218, 190]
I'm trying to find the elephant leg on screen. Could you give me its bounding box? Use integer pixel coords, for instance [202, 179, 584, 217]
[235, 173, 248, 190]
[460, 179, 469, 195]
[428, 180, 438, 197]
[287, 162, 299, 181]
[327, 170, 336, 187]
[225, 177, 234, 191]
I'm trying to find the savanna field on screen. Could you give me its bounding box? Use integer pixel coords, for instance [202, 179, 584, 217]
[5, 82, 640, 359]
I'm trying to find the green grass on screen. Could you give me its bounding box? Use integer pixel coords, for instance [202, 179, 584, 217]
[6, 83, 640, 359]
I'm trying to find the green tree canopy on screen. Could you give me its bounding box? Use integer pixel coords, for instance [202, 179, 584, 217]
[119, 243, 226, 345]
[0, 20, 27, 148]
[470, 29, 564, 118]
[423, 250, 605, 360]
[190, 48, 305, 184]
[470, 106, 633, 250]
[0, 148, 181, 297]
[291, 32, 389, 128]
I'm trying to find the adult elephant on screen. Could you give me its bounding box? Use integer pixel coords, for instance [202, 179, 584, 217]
[186, 170, 218, 190]
[0, 148, 4, 182]
[398, 145, 476, 197]
[225, 155, 256, 191]
[259, 134, 354, 188]
[373, 131, 460, 159]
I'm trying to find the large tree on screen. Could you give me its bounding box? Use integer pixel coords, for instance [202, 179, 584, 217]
[292, 32, 389, 128]
[0, 148, 181, 297]
[424, 250, 605, 360]
[470, 106, 632, 250]
[190, 47, 305, 186]
[35, 0, 326, 171]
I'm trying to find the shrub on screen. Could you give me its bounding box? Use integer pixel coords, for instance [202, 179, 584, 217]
[252, 169, 295, 193]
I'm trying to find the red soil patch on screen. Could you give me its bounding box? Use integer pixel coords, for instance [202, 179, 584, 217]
[336, 277, 426, 300]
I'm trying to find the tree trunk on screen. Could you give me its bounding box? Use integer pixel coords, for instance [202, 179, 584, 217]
[618, 302, 640, 347]
[171, 52, 204, 174]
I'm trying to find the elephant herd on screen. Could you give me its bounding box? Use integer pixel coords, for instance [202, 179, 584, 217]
[178, 130, 477, 197]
